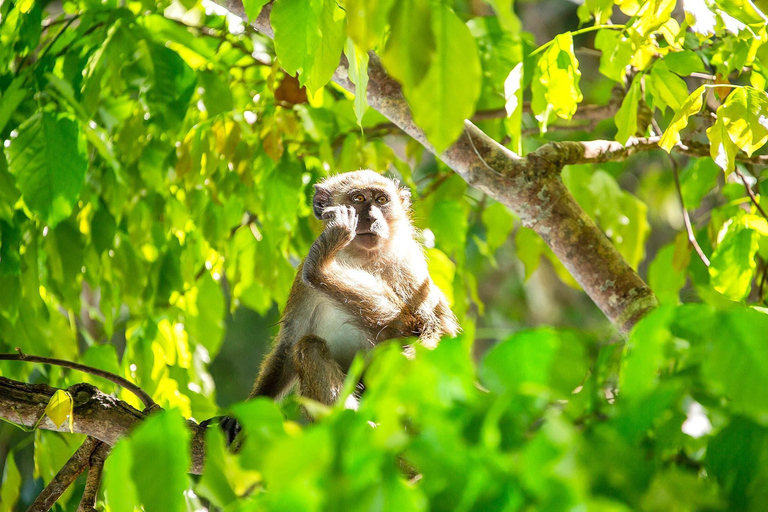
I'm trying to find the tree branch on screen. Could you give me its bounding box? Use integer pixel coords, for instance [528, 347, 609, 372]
[77, 442, 110, 512]
[218, 0, 657, 332]
[0, 352, 156, 409]
[27, 437, 100, 512]
[0, 376, 206, 474]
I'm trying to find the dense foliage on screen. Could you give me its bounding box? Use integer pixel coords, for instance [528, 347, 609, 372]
[2, 0, 768, 510]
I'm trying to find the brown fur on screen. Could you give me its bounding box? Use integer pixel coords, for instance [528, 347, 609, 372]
[248, 169, 459, 405]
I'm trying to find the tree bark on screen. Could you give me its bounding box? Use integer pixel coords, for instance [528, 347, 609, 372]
[0, 377, 206, 474]
[220, 1, 659, 333]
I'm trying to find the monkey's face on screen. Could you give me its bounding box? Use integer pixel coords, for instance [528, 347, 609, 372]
[347, 188, 392, 250]
[313, 171, 412, 253]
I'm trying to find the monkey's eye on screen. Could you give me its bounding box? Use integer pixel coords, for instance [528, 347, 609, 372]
[352, 194, 366, 204]
[375, 195, 389, 205]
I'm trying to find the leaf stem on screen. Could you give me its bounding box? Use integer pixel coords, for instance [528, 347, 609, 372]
[529, 25, 624, 57]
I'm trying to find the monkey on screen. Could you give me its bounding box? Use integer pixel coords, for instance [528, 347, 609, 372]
[219, 169, 459, 442]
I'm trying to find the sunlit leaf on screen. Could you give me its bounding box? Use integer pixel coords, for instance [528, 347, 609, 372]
[659, 86, 706, 152]
[43, 390, 74, 431]
[7, 112, 87, 227]
[532, 32, 582, 129]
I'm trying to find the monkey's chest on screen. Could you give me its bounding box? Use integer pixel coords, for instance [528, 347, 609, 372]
[310, 298, 372, 370]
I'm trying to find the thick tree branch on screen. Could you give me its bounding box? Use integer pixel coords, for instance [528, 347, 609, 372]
[0, 377, 206, 474]
[222, 1, 657, 332]
[77, 442, 110, 512]
[27, 437, 101, 512]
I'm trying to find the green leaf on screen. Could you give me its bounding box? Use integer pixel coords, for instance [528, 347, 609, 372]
[242, 0, 270, 21]
[595, 29, 633, 82]
[343, 0, 395, 50]
[709, 222, 759, 300]
[659, 85, 705, 152]
[426, 248, 456, 306]
[130, 409, 191, 512]
[719, 87, 768, 156]
[532, 32, 583, 129]
[648, 243, 686, 304]
[344, 38, 369, 127]
[80, 344, 122, 393]
[272, 0, 347, 94]
[428, 199, 469, 257]
[706, 113, 738, 175]
[649, 61, 689, 113]
[193, 273, 226, 357]
[7, 112, 87, 227]
[615, 75, 642, 144]
[481, 202, 515, 255]
[620, 306, 674, 401]
[0, 155, 20, 222]
[664, 50, 706, 76]
[480, 328, 587, 397]
[563, 167, 649, 269]
[0, 72, 29, 134]
[103, 438, 140, 512]
[406, 3, 482, 152]
[707, 417, 768, 509]
[382, 0, 434, 93]
[504, 62, 524, 155]
[0, 451, 21, 512]
[680, 158, 719, 209]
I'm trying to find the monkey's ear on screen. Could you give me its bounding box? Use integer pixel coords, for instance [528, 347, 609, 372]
[313, 184, 332, 219]
[399, 187, 412, 210]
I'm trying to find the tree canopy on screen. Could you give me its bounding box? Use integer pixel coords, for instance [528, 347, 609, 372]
[2, 0, 768, 510]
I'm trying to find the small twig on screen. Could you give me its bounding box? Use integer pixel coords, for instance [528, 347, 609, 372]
[27, 437, 100, 512]
[0, 351, 155, 409]
[734, 168, 768, 219]
[77, 443, 110, 512]
[670, 153, 710, 266]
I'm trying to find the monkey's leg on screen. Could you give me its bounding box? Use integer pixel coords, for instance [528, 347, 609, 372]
[249, 338, 296, 399]
[219, 340, 296, 445]
[293, 334, 346, 406]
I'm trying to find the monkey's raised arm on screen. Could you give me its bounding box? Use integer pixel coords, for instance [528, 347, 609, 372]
[301, 205, 413, 333]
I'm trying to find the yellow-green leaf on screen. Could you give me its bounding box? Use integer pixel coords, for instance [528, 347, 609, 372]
[532, 32, 583, 129]
[44, 390, 74, 432]
[659, 85, 706, 152]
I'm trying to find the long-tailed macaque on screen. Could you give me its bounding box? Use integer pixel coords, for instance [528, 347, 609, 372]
[221, 170, 458, 440]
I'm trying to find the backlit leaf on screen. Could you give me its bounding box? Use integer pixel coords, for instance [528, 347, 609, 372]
[532, 32, 582, 129]
[7, 113, 87, 227]
[659, 86, 705, 152]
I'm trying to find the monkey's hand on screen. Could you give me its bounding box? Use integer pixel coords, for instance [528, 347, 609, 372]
[321, 205, 358, 248]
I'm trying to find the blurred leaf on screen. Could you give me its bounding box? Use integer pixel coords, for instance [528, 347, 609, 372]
[709, 222, 758, 300]
[504, 62, 524, 155]
[343, 0, 395, 50]
[129, 409, 191, 512]
[7, 112, 87, 227]
[103, 438, 140, 512]
[480, 328, 587, 397]
[482, 202, 515, 255]
[619, 306, 674, 401]
[707, 417, 768, 510]
[345, 38, 369, 127]
[405, 3, 481, 152]
[680, 158, 719, 209]
[426, 248, 456, 306]
[243, 0, 270, 21]
[615, 75, 642, 144]
[80, 344, 123, 394]
[0, 451, 21, 512]
[648, 243, 686, 304]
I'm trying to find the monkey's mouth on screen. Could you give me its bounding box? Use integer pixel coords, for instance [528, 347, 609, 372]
[354, 232, 380, 248]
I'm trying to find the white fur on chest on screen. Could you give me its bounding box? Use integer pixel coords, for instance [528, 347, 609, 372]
[308, 294, 371, 370]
